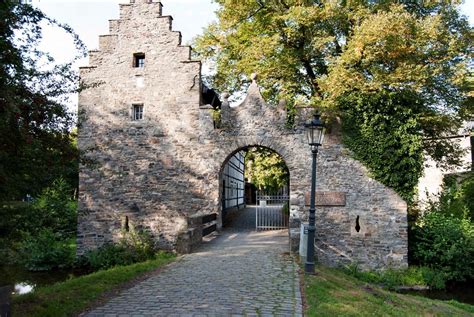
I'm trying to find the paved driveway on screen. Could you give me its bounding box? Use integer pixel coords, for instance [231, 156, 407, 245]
[83, 214, 302, 317]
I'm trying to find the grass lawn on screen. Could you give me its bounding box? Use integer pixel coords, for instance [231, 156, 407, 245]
[12, 253, 175, 317]
[304, 266, 474, 317]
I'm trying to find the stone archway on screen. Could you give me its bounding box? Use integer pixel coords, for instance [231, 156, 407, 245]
[195, 77, 315, 252]
[78, 0, 408, 270]
[218, 145, 291, 231]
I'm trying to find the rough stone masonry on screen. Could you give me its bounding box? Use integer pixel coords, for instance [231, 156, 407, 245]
[78, 0, 408, 270]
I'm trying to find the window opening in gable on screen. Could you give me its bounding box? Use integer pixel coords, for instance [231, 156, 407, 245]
[133, 53, 145, 68]
[132, 104, 144, 121]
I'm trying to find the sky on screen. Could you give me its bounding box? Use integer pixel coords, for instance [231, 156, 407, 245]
[32, 0, 219, 67]
[32, 0, 473, 67]
[30, 0, 473, 110]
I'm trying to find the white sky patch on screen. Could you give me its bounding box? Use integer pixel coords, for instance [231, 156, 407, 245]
[27, 0, 473, 113]
[30, 0, 218, 112]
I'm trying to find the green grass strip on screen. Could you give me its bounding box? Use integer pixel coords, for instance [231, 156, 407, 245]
[12, 253, 175, 317]
[304, 266, 474, 317]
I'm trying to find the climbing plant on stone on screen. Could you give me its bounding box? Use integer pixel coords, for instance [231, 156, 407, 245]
[194, 0, 472, 201]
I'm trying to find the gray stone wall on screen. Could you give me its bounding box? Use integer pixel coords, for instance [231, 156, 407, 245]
[78, 0, 408, 270]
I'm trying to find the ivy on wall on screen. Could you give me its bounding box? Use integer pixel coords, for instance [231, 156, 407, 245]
[339, 91, 424, 202]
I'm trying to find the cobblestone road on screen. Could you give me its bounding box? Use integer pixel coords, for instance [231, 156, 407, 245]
[83, 210, 302, 317]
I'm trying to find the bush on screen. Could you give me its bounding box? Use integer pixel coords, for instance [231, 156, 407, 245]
[81, 229, 157, 271]
[0, 201, 35, 263]
[0, 201, 31, 236]
[81, 244, 137, 271]
[343, 263, 428, 290]
[32, 178, 77, 238]
[442, 173, 474, 220]
[418, 266, 450, 290]
[412, 212, 474, 288]
[461, 174, 474, 220]
[18, 229, 75, 271]
[425, 174, 471, 220]
[0, 178, 77, 242]
[0, 179, 78, 268]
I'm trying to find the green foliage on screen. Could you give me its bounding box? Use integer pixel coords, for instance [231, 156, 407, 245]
[340, 91, 424, 201]
[0, 1, 84, 200]
[7, 178, 77, 239]
[32, 178, 77, 238]
[0, 201, 33, 241]
[427, 173, 474, 220]
[81, 229, 157, 271]
[0, 179, 77, 268]
[343, 263, 438, 290]
[18, 229, 75, 271]
[81, 244, 138, 271]
[194, 0, 472, 200]
[245, 147, 289, 192]
[211, 108, 222, 128]
[412, 212, 474, 288]
[409, 173, 474, 289]
[462, 175, 474, 219]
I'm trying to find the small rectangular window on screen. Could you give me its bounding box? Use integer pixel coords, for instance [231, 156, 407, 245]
[132, 104, 143, 120]
[133, 53, 145, 68]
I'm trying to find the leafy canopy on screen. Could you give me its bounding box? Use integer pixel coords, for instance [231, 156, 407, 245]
[245, 147, 289, 192]
[0, 1, 85, 200]
[194, 0, 472, 201]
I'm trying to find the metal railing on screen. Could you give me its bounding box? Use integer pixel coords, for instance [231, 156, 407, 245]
[255, 192, 289, 230]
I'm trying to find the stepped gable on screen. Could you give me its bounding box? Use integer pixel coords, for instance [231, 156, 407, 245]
[77, 0, 409, 271]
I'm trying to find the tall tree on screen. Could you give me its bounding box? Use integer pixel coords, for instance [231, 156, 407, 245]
[0, 1, 85, 200]
[194, 0, 472, 201]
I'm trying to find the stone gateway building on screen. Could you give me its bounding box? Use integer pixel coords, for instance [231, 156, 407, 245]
[78, 0, 408, 270]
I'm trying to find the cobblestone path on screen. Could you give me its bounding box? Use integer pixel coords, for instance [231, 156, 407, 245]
[83, 223, 302, 316]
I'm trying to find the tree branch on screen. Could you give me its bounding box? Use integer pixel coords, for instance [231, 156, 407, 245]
[302, 59, 322, 98]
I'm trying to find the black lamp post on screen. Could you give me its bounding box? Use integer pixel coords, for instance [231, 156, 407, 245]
[304, 114, 325, 274]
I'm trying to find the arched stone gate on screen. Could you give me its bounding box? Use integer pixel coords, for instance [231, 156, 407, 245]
[77, 0, 408, 270]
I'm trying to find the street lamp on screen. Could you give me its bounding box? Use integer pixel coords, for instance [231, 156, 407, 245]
[304, 114, 325, 274]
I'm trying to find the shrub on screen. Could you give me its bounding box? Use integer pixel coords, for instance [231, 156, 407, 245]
[421, 173, 474, 221]
[412, 212, 474, 288]
[18, 229, 75, 271]
[343, 263, 429, 290]
[0, 179, 77, 267]
[33, 178, 77, 238]
[81, 229, 157, 271]
[81, 243, 137, 271]
[0, 201, 35, 264]
[418, 266, 450, 290]
[461, 174, 474, 220]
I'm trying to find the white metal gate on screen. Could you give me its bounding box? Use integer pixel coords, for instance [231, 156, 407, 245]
[256, 192, 289, 230]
